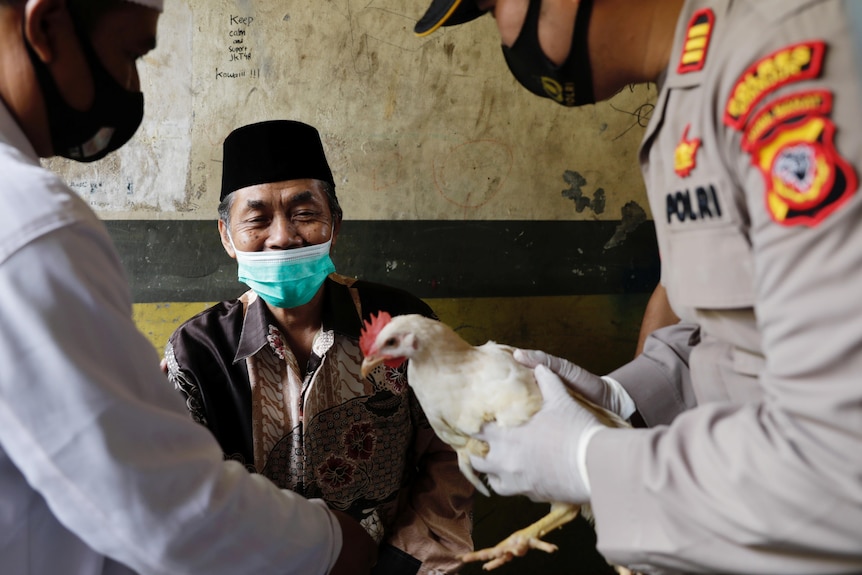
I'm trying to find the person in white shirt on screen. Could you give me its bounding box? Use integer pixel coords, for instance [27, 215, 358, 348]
[0, 1, 376, 574]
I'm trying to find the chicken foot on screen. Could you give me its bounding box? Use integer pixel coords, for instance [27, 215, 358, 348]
[459, 502, 581, 571]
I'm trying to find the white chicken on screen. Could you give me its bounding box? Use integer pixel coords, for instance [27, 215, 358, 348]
[359, 311, 631, 571]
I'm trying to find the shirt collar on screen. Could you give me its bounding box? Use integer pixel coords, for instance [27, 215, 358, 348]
[0, 101, 39, 163]
[233, 276, 364, 362]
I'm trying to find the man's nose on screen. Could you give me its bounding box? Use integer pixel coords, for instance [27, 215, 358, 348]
[265, 217, 304, 249]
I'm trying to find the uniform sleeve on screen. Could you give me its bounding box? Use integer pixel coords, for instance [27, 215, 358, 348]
[384, 392, 475, 575]
[0, 223, 342, 575]
[586, 4, 862, 572]
[607, 322, 698, 426]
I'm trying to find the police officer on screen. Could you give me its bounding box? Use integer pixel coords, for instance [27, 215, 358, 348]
[414, 0, 862, 572]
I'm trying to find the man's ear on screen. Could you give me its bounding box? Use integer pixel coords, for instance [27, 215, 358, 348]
[24, 0, 69, 64]
[24, 0, 93, 110]
[218, 220, 236, 259]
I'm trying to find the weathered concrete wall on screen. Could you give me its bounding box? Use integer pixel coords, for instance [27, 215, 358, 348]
[47, 0, 654, 222]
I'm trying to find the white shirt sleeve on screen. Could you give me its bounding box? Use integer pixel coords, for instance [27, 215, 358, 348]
[0, 222, 341, 575]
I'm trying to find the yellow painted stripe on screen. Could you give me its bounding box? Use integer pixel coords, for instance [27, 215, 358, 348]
[134, 293, 650, 374]
[134, 302, 215, 355]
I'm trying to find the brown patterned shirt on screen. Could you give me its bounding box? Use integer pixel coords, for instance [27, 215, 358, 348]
[165, 274, 473, 574]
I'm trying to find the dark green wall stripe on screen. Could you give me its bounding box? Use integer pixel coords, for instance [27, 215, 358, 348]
[106, 220, 659, 303]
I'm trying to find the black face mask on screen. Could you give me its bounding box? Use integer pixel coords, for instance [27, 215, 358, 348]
[502, 0, 594, 107]
[24, 13, 144, 162]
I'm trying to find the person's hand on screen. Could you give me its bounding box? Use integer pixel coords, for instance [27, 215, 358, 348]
[514, 348, 636, 419]
[469, 365, 604, 504]
[328, 509, 377, 575]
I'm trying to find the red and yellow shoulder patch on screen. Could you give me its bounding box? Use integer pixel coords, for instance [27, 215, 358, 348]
[677, 8, 715, 74]
[750, 114, 857, 227]
[724, 41, 826, 130]
[742, 90, 832, 152]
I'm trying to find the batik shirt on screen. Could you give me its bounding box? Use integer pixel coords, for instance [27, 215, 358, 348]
[165, 274, 473, 575]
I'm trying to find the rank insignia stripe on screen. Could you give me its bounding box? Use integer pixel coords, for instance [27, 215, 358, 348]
[677, 8, 715, 74]
[724, 41, 827, 131]
[742, 90, 833, 152]
[674, 125, 702, 178]
[750, 114, 857, 227]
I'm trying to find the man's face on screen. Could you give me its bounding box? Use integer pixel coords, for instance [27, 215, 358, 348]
[220, 179, 339, 256]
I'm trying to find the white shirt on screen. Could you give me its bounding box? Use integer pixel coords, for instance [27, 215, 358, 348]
[0, 103, 341, 575]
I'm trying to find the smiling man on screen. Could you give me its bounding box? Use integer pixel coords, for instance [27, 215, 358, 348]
[0, 2, 376, 574]
[164, 120, 475, 575]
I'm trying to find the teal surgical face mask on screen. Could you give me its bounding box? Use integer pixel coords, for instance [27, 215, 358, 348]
[229, 233, 336, 309]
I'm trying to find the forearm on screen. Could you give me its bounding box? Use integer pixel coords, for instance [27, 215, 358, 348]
[635, 283, 680, 356]
[586, 403, 862, 573]
[0, 229, 341, 575]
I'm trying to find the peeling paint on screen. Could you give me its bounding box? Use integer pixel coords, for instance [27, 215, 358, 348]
[604, 201, 647, 250]
[561, 170, 606, 214]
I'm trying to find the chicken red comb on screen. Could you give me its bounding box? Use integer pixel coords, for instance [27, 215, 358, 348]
[360, 311, 392, 357]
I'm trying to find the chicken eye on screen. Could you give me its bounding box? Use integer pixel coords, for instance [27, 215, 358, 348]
[384, 337, 397, 347]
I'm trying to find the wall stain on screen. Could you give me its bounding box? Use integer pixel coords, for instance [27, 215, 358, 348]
[444, 42, 455, 63]
[604, 201, 647, 250]
[561, 170, 605, 214]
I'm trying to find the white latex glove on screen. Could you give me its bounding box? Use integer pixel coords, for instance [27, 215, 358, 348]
[469, 365, 604, 504]
[514, 348, 637, 420]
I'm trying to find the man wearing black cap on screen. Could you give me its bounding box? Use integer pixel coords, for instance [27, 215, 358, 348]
[164, 120, 475, 575]
[410, 0, 862, 574]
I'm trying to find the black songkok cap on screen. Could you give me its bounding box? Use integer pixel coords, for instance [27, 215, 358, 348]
[220, 120, 335, 201]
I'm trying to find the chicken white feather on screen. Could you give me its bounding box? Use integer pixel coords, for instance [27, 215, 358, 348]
[361, 312, 541, 496]
[360, 312, 632, 572]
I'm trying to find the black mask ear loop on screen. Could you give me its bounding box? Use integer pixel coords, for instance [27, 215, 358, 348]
[502, 0, 595, 106]
[570, 0, 595, 104]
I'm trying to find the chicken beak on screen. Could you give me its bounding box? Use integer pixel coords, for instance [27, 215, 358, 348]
[360, 355, 385, 379]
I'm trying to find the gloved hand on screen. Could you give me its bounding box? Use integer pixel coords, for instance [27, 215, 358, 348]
[514, 348, 637, 419]
[469, 365, 604, 504]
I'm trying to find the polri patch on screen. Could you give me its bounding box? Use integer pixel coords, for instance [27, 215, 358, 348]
[724, 41, 826, 130]
[674, 125, 702, 178]
[751, 114, 857, 226]
[742, 90, 832, 152]
[677, 8, 715, 74]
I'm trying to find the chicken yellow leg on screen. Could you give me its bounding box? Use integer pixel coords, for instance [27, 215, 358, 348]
[459, 502, 581, 571]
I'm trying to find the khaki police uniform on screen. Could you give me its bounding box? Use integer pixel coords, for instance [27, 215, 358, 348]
[589, 0, 862, 572]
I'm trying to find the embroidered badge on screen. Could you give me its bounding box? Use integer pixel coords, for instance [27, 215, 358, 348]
[674, 125, 702, 178]
[751, 114, 857, 226]
[724, 41, 826, 130]
[677, 8, 715, 74]
[742, 90, 832, 152]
